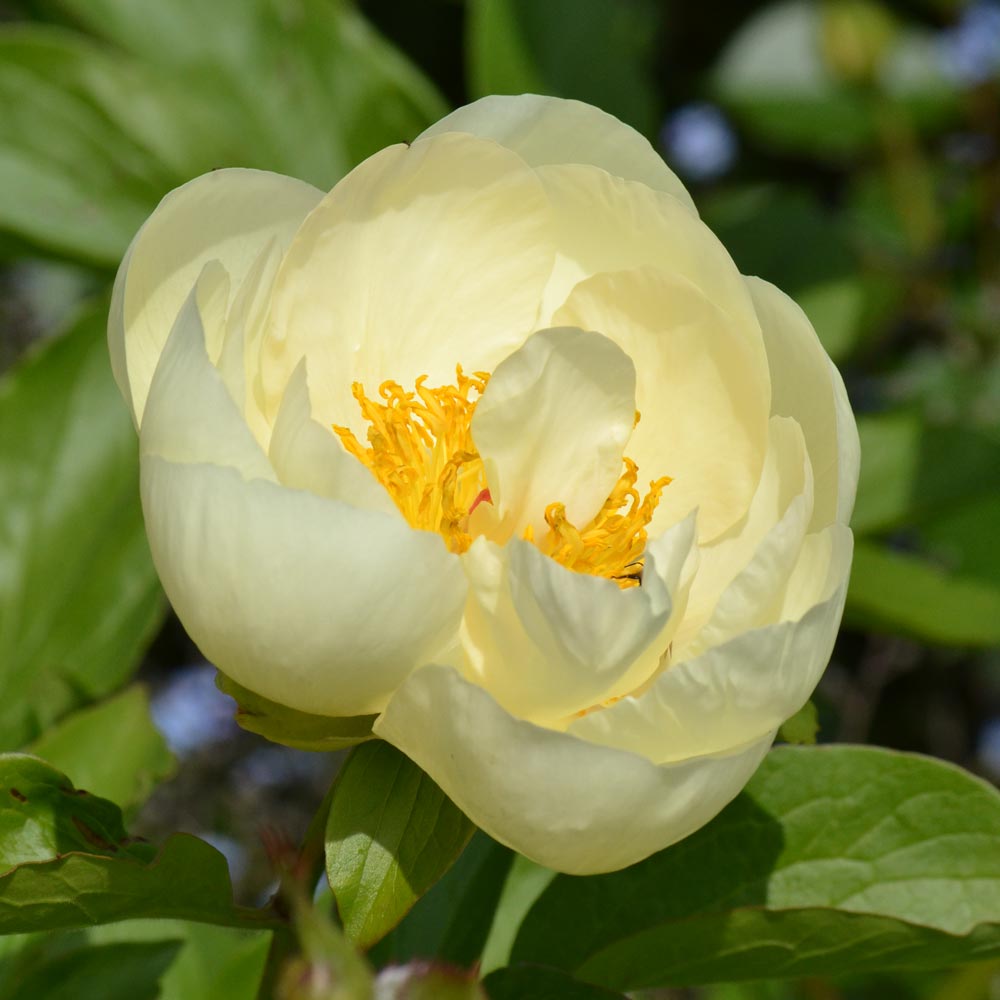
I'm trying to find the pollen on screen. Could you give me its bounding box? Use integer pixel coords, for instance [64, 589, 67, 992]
[526, 458, 672, 589]
[333, 367, 490, 554]
[334, 369, 671, 586]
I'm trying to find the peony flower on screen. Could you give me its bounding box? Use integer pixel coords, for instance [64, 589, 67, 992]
[109, 94, 858, 874]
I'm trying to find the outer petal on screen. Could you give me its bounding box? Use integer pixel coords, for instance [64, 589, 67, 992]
[459, 514, 694, 724]
[268, 360, 401, 516]
[109, 168, 324, 426]
[471, 327, 636, 539]
[139, 267, 274, 481]
[570, 523, 853, 761]
[374, 664, 774, 874]
[419, 94, 696, 213]
[141, 458, 467, 717]
[746, 276, 860, 529]
[553, 267, 770, 541]
[537, 164, 760, 330]
[259, 132, 555, 433]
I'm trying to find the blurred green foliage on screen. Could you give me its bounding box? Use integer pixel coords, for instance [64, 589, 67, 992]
[0, 0, 999, 997]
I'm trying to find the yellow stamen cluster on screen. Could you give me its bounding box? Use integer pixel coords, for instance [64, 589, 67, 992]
[333, 368, 489, 554]
[526, 458, 672, 589]
[334, 370, 671, 586]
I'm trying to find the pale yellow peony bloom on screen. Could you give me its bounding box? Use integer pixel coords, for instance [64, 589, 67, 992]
[109, 95, 858, 875]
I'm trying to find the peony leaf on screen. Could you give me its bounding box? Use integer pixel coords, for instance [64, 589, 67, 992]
[852, 412, 1000, 537]
[466, 0, 662, 136]
[510, 745, 1000, 988]
[27, 685, 174, 812]
[0, 939, 182, 1000]
[0, 754, 277, 934]
[0, 5, 446, 263]
[0, 306, 165, 750]
[325, 742, 475, 948]
[370, 832, 514, 969]
[847, 541, 1000, 647]
[215, 672, 377, 751]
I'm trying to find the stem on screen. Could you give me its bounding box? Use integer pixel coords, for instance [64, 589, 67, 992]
[255, 768, 344, 997]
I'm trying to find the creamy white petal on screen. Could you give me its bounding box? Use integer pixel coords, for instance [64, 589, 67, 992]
[746, 276, 860, 529]
[419, 94, 696, 212]
[553, 267, 770, 541]
[459, 520, 686, 724]
[141, 458, 467, 717]
[268, 360, 401, 516]
[216, 237, 285, 449]
[681, 416, 810, 639]
[471, 328, 636, 539]
[139, 268, 274, 480]
[570, 524, 853, 761]
[109, 168, 324, 427]
[683, 435, 815, 657]
[537, 164, 759, 329]
[374, 664, 774, 874]
[260, 133, 555, 433]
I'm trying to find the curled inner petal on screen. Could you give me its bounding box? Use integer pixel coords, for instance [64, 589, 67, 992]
[334, 369, 670, 585]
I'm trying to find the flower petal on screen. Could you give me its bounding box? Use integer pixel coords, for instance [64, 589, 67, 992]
[268, 360, 401, 516]
[570, 523, 853, 761]
[419, 94, 696, 212]
[471, 327, 636, 538]
[746, 276, 860, 529]
[259, 132, 555, 433]
[141, 458, 466, 717]
[536, 164, 758, 329]
[460, 512, 694, 724]
[553, 267, 770, 541]
[109, 168, 324, 427]
[680, 415, 811, 640]
[374, 664, 774, 874]
[139, 266, 274, 480]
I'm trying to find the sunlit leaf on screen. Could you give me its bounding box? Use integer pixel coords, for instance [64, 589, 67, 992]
[28, 686, 173, 811]
[370, 832, 514, 969]
[510, 746, 1000, 988]
[0, 306, 165, 749]
[0, 754, 275, 933]
[325, 742, 475, 948]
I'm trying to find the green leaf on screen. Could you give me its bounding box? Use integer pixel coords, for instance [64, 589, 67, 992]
[0, 754, 276, 933]
[28, 685, 173, 810]
[0, 939, 182, 1000]
[0, 304, 165, 749]
[846, 541, 1000, 647]
[466, 0, 663, 135]
[86, 921, 270, 1000]
[776, 700, 819, 745]
[482, 966, 628, 999]
[0, 4, 447, 262]
[852, 412, 1000, 537]
[370, 832, 514, 968]
[215, 672, 377, 751]
[510, 746, 1000, 989]
[702, 185, 865, 361]
[325, 742, 475, 948]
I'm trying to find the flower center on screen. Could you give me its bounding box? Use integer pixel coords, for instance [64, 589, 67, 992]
[333, 369, 671, 588]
